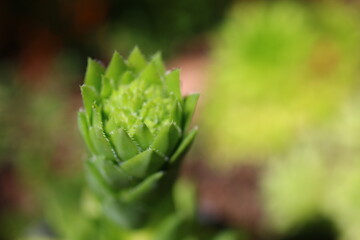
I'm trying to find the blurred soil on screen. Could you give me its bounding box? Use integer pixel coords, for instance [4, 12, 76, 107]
[183, 160, 265, 237]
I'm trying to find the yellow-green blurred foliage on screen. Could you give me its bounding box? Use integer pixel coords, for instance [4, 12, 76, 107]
[201, 1, 360, 166]
[263, 96, 360, 240]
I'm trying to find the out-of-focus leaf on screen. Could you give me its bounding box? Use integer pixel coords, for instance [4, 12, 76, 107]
[133, 123, 154, 150]
[165, 69, 181, 99]
[109, 128, 139, 161]
[183, 94, 199, 131]
[121, 149, 164, 179]
[151, 123, 181, 157]
[105, 51, 127, 85]
[170, 127, 198, 164]
[122, 171, 164, 202]
[85, 58, 105, 92]
[127, 47, 147, 73]
[80, 85, 98, 118]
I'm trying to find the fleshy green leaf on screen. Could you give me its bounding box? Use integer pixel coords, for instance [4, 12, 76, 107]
[103, 198, 146, 229]
[89, 106, 115, 159]
[165, 69, 181, 99]
[121, 172, 164, 203]
[104, 115, 118, 134]
[127, 46, 147, 73]
[109, 128, 139, 161]
[154, 214, 188, 240]
[121, 149, 164, 179]
[170, 127, 198, 164]
[86, 159, 113, 198]
[183, 93, 199, 131]
[119, 70, 135, 85]
[151, 52, 166, 75]
[101, 160, 137, 189]
[170, 101, 183, 129]
[80, 84, 98, 118]
[213, 230, 244, 240]
[100, 75, 113, 98]
[85, 58, 105, 92]
[78, 110, 96, 154]
[133, 123, 154, 150]
[140, 61, 161, 84]
[89, 126, 114, 159]
[91, 104, 104, 128]
[151, 123, 181, 157]
[105, 51, 127, 85]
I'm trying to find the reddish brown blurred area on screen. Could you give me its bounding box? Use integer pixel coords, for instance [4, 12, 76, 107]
[183, 160, 265, 236]
[0, 0, 109, 85]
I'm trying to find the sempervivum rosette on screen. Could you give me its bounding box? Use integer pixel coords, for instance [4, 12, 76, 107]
[78, 47, 199, 228]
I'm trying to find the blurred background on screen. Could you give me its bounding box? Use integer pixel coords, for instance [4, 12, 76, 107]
[2, 0, 360, 239]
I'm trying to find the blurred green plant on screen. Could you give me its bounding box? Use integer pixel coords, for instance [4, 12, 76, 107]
[0, 80, 85, 240]
[263, 96, 360, 240]
[201, 1, 360, 166]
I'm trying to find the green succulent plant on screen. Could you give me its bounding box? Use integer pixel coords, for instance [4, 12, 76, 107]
[78, 47, 199, 229]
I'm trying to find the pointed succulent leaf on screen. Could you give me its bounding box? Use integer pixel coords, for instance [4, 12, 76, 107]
[121, 172, 164, 203]
[151, 52, 166, 74]
[105, 51, 127, 85]
[90, 155, 133, 189]
[151, 123, 181, 157]
[88, 126, 114, 159]
[91, 104, 104, 128]
[104, 114, 118, 134]
[109, 128, 139, 161]
[119, 70, 135, 85]
[170, 101, 183, 128]
[89, 106, 115, 159]
[85, 58, 105, 92]
[165, 69, 182, 99]
[121, 149, 164, 179]
[127, 46, 147, 73]
[86, 159, 114, 198]
[183, 93, 199, 131]
[103, 198, 146, 229]
[154, 214, 188, 240]
[78, 110, 96, 153]
[170, 127, 198, 164]
[100, 75, 113, 98]
[80, 84, 98, 118]
[140, 61, 161, 84]
[102, 161, 137, 189]
[133, 123, 154, 150]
